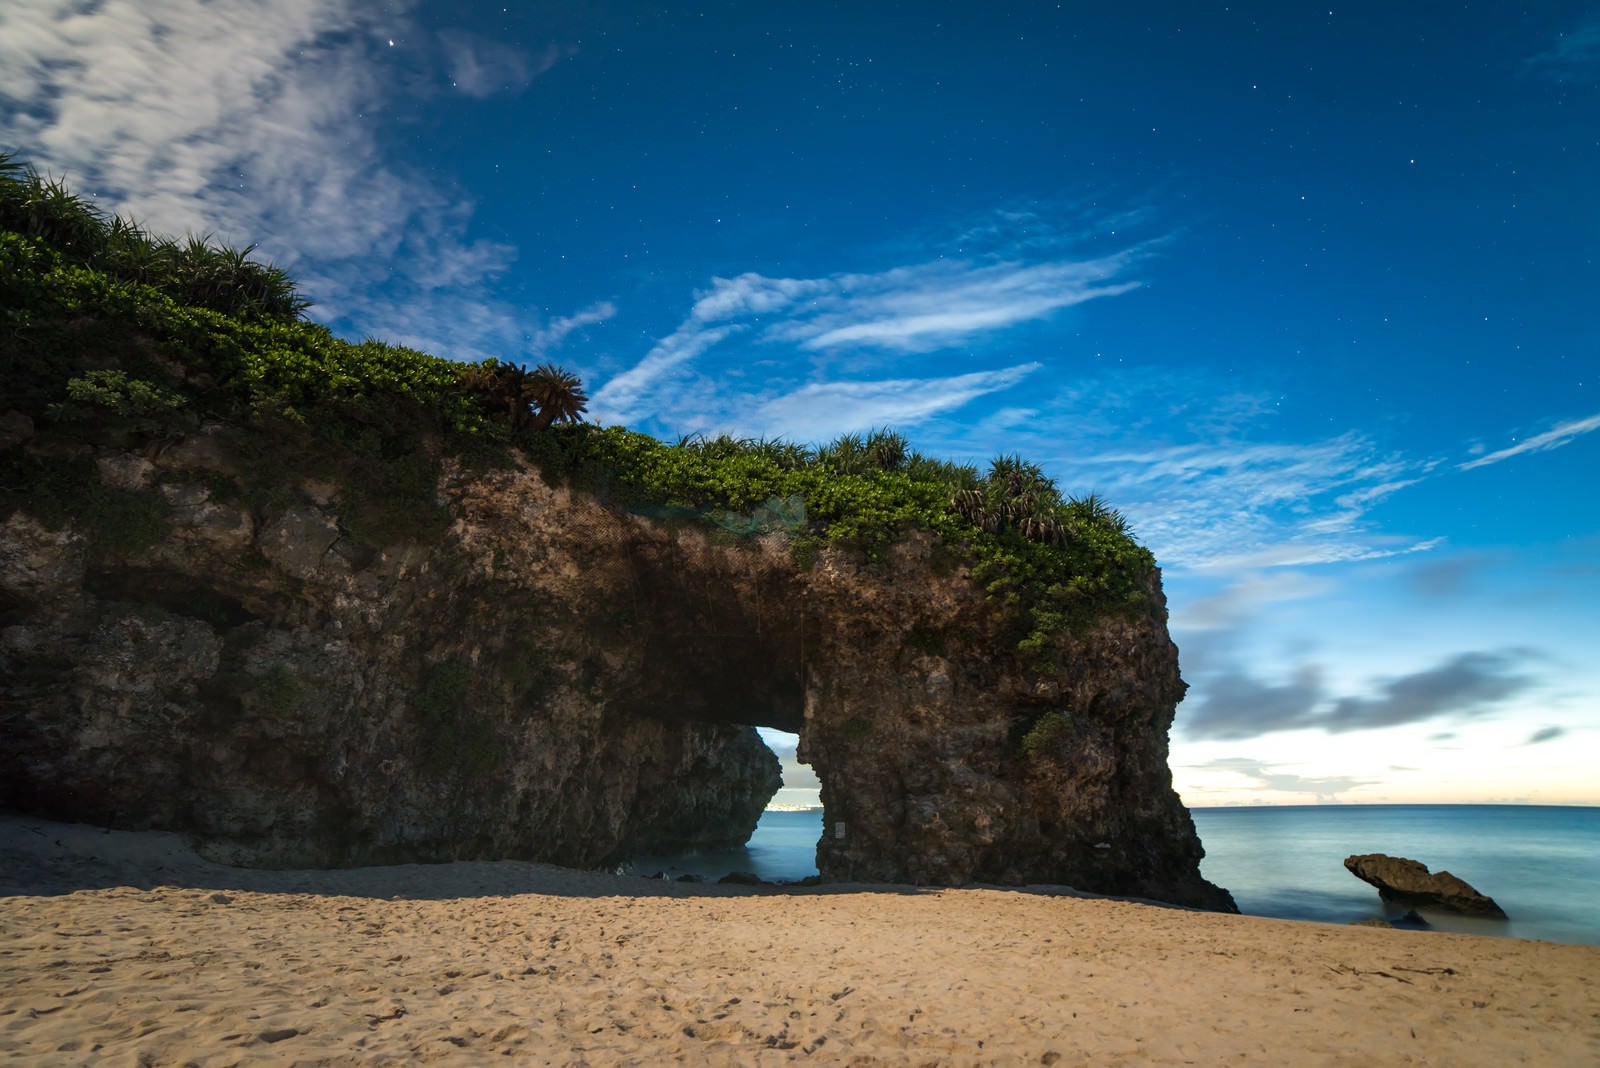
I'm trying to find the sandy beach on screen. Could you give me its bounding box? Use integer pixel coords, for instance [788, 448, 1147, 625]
[1, 813, 1595, 1066]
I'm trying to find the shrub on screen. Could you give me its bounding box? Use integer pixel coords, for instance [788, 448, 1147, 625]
[0, 452, 171, 552]
[1020, 710, 1072, 759]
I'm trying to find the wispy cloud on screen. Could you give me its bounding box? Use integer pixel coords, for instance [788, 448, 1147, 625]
[949, 202, 1157, 257]
[1525, 726, 1566, 745]
[772, 254, 1145, 352]
[888, 358, 1457, 572]
[1, 0, 397, 258]
[1060, 432, 1439, 570]
[1301, 478, 1424, 536]
[439, 30, 571, 98]
[1525, 17, 1600, 81]
[686, 252, 1147, 354]
[590, 323, 743, 426]
[0, 0, 579, 364]
[590, 238, 1148, 429]
[1048, 370, 1280, 441]
[1190, 758, 1375, 803]
[532, 301, 617, 355]
[1179, 649, 1540, 740]
[733, 363, 1041, 443]
[1175, 571, 1336, 631]
[1458, 411, 1600, 471]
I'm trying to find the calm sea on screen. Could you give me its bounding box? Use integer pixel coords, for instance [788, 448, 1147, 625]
[1191, 804, 1600, 946]
[627, 805, 1600, 946]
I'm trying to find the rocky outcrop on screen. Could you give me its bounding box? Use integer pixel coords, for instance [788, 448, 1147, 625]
[0, 429, 1233, 910]
[1344, 854, 1507, 918]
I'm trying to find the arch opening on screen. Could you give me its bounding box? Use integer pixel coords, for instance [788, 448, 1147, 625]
[622, 727, 823, 884]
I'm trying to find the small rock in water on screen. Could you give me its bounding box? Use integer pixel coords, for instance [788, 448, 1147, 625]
[717, 870, 767, 886]
[675, 874, 702, 883]
[1343, 854, 1507, 918]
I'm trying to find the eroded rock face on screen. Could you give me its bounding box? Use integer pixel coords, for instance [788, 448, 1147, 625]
[0, 434, 1233, 910]
[1344, 854, 1508, 918]
[798, 546, 1232, 909]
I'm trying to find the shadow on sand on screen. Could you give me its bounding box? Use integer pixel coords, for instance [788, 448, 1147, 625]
[0, 812, 968, 903]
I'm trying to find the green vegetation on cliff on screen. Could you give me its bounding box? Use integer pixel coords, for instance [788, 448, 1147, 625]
[0, 153, 1156, 666]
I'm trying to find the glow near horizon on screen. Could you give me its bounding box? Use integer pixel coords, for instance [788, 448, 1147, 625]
[760, 726, 1596, 809]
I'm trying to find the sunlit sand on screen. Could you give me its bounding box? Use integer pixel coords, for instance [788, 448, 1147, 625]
[2, 813, 1595, 1065]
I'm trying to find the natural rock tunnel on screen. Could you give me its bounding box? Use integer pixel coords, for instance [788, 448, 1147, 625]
[0, 444, 1234, 912]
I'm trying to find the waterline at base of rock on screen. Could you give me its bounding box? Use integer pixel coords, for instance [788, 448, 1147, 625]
[625, 808, 824, 883]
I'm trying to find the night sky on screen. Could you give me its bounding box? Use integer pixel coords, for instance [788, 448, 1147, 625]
[3, 1, 1596, 805]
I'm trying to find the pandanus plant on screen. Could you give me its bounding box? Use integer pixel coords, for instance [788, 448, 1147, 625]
[464, 360, 588, 431]
[949, 455, 1131, 546]
[952, 454, 1062, 540]
[169, 236, 308, 319]
[0, 161, 107, 256]
[0, 154, 308, 318]
[814, 428, 909, 475]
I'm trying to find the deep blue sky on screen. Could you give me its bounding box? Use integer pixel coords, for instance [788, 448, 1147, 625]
[3, 1, 1596, 804]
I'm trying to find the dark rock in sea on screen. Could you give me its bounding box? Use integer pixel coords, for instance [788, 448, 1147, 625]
[675, 874, 703, 884]
[717, 870, 768, 886]
[1344, 854, 1508, 918]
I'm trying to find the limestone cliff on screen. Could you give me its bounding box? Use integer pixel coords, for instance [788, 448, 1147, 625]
[0, 425, 1233, 910]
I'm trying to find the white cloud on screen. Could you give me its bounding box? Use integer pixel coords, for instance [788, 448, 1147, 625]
[774, 253, 1147, 353]
[1055, 433, 1437, 570]
[735, 364, 1042, 443]
[1458, 410, 1600, 471]
[1190, 535, 1444, 573]
[0, 0, 405, 258]
[532, 301, 618, 355]
[590, 240, 1148, 430]
[0, 0, 573, 365]
[1300, 478, 1424, 536]
[691, 273, 830, 322]
[399, 233, 518, 292]
[1189, 757, 1375, 803]
[589, 323, 742, 425]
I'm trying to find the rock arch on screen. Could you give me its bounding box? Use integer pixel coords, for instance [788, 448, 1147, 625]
[0, 452, 1233, 911]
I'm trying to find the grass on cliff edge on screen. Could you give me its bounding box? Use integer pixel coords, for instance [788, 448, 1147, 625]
[0, 152, 1156, 666]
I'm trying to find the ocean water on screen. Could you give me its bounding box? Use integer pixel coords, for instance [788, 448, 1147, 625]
[630, 805, 1600, 946]
[1191, 804, 1600, 946]
[624, 809, 826, 886]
